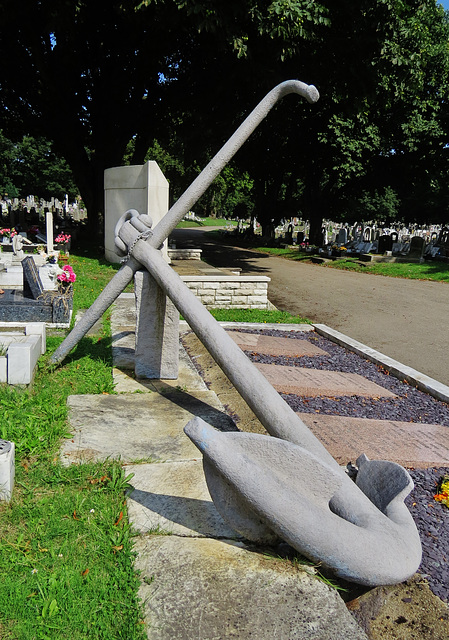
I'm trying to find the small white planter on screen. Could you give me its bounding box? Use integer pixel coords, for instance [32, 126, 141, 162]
[0, 356, 6, 383]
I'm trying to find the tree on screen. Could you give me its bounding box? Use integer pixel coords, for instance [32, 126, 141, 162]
[0, 0, 328, 234]
[1, 0, 448, 243]
[0, 132, 78, 201]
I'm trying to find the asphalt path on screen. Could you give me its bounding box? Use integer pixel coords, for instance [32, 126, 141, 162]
[171, 227, 449, 387]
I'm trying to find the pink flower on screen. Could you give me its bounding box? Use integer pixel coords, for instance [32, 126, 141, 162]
[57, 264, 76, 283]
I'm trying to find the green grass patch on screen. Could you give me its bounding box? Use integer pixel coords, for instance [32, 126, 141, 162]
[67, 252, 133, 317]
[0, 462, 143, 640]
[0, 249, 145, 639]
[209, 308, 310, 324]
[251, 246, 309, 260]
[176, 217, 235, 228]
[323, 258, 449, 282]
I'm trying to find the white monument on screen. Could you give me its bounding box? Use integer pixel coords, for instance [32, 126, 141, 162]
[104, 161, 169, 264]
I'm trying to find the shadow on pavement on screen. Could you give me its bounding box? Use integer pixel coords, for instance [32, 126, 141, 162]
[170, 228, 271, 274]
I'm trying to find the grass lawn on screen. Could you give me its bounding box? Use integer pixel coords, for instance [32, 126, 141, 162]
[322, 257, 449, 282]
[0, 246, 308, 639]
[0, 248, 142, 640]
[176, 217, 236, 228]
[242, 245, 449, 283]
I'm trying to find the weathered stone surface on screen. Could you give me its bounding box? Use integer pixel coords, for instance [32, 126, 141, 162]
[227, 330, 328, 356]
[347, 575, 449, 640]
[127, 460, 241, 538]
[298, 413, 449, 468]
[135, 536, 369, 640]
[255, 363, 396, 398]
[113, 340, 210, 393]
[62, 391, 236, 465]
[134, 270, 179, 379]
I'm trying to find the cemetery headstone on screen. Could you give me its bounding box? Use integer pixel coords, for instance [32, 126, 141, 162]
[0, 256, 71, 323]
[337, 228, 347, 244]
[378, 235, 393, 254]
[408, 236, 425, 259]
[46, 211, 54, 253]
[22, 256, 44, 299]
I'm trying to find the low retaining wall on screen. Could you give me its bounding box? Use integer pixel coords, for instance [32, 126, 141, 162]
[168, 248, 202, 260]
[180, 275, 271, 309]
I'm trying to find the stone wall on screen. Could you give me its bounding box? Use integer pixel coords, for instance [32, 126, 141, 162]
[180, 275, 271, 309]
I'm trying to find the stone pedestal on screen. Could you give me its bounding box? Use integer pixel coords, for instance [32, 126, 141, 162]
[104, 161, 169, 263]
[134, 270, 179, 379]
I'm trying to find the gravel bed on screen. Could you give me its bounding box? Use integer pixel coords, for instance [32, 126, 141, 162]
[233, 328, 449, 602]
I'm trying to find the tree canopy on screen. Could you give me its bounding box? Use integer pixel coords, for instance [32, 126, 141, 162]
[1, 1, 448, 238]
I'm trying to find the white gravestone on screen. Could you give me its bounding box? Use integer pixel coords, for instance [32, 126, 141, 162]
[46, 211, 54, 254]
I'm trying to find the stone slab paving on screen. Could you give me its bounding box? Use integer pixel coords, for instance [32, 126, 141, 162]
[297, 413, 449, 468]
[134, 536, 367, 640]
[127, 460, 242, 538]
[255, 362, 397, 398]
[227, 330, 328, 356]
[62, 296, 370, 639]
[62, 390, 236, 465]
[113, 341, 209, 393]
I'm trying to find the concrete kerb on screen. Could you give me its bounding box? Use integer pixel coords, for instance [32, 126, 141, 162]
[179, 319, 315, 332]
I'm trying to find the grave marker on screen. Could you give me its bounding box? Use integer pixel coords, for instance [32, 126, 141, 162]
[254, 363, 396, 398]
[298, 413, 449, 468]
[227, 332, 327, 357]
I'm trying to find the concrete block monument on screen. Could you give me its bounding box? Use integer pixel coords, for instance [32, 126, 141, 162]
[50, 80, 421, 585]
[134, 269, 179, 379]
[104, 161, 169, 264]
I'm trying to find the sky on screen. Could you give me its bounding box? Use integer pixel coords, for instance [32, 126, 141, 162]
[440, 0, 449, 9]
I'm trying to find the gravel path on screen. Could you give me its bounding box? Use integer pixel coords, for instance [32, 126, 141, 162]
[235, 328, 449, 603]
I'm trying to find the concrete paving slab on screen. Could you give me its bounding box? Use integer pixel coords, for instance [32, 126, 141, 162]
[62, 391, 236, 465]
[110, 292, 136, 330]
[113, 343, 209, 393]
[255, 363, 397, 398]
[298, 413, 449, 468]
[127, 460, 241, 538]
[227, 330, 328, 356]
[134, 535, 368, 640]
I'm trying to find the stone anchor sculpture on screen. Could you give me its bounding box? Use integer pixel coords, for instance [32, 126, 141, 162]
[50, 80, 422, 586]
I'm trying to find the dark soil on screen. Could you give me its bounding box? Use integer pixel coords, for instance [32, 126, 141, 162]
[232, 328, 449, 604]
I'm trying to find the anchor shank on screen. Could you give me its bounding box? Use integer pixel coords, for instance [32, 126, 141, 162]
[123, 227, 338, 469]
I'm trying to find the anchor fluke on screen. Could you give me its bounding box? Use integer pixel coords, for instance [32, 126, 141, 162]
[184, 417, 422, 586]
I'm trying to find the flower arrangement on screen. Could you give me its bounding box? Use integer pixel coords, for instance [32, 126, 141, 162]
[434, 475, 449, 508]
[55, 233, 71, 244]
[57, 265, 76, 284]
[0, 227, 17, 238]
